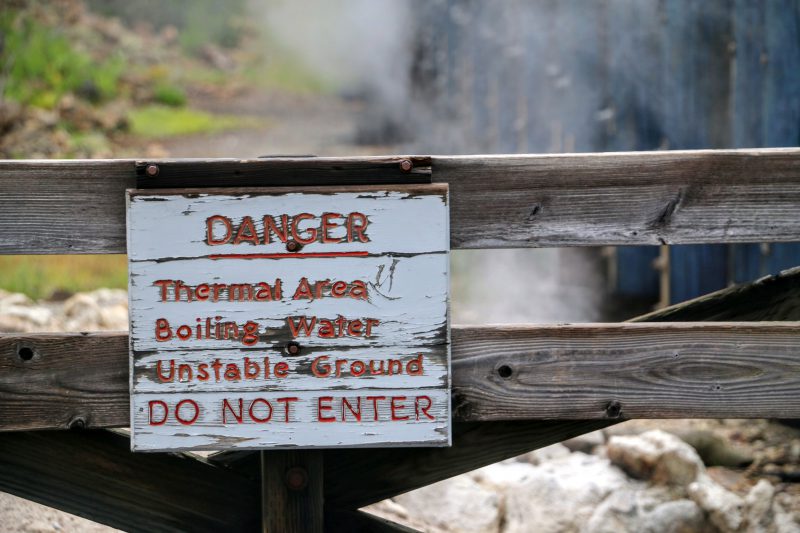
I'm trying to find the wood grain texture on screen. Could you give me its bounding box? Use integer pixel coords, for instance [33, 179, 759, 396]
[4, 148, 800, 253]
[434, 148, 800, 247]
[325, 510, 422, 532]
[134, 156, 432, 189]
[210, 271, 800, 509]
[4, 321, 800, 431]
[0, 430, 260, 533]
[451, 322, 800, 421]
[0, 159, 134, 254]
[262, 450, 323, 533]
[0, 333, 129, 430]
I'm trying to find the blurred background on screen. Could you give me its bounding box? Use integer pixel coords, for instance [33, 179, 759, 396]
[1, 1, 799, 532]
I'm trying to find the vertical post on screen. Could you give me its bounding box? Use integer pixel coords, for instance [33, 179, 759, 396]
[261, 450, 323, 533]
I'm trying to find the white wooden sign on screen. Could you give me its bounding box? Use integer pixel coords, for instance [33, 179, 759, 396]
[127, 184, 450, 451]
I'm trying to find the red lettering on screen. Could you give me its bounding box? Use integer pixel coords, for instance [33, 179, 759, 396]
[222, 398, 243, 423]
[264, 215, 289, 243]
[391, 396, 409, 421]
[321, 212, 343, 243]
[292, 213, 318, 244]
[232, 216, 259, 245]
[318, 396, 336, 422]
[175, 399, 200, 425]
[148, 400, 168, 425]
[275, 362, 289, 378]
[206, 215, 232, 245]
[277, 397, 299, 422]
[347, 212, 369, 242]
[154, 280, 172, 301]
[415, 395, 435, 421]
[155, 318, 172, 341]
[248, 398, 273, 423]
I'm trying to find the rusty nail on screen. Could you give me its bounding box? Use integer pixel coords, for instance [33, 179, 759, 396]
[605, 400, 622, 418]
[145, 164, 160, 177]
[286, 240, 302, 252]
[286, 341, 301, 356]
[285, 466, 308, 491]
[399, 159, 413, 172]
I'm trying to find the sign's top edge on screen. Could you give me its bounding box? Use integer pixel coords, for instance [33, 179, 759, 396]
[127, 183, 448, 197]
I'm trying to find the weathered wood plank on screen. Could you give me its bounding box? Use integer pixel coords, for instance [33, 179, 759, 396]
[324, 509, 422, 532]
[451, 322, 800, 421]
[0, 332, 129, 431]
[262, 450, 323, 533]
[632, 265, 800, 322]
[0, 430, 260, 533]
[434, 147, 800, 247]
[0, 159, 134, 254]
[134, 156, 432, 189]
[4, 321, 800, 431]
[3, 148, 800, 253]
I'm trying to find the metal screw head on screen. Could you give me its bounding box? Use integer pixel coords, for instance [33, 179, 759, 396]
[145, 164, 160, 177]
[285, 467, 308, 491]
[399, 159, 413, 172]
[286, 341, 301, 355]
[286, 240, 302, 252]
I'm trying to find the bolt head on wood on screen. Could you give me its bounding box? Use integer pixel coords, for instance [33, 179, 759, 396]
[286, 341, 301, 355]
[285, 240, 301, 252]
[285, 466, 308, 491]
[399, 159, 413, 172]
[145, 164, 160, 177]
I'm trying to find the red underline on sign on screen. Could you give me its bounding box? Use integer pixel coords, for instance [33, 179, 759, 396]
[209, 251, 371, 260]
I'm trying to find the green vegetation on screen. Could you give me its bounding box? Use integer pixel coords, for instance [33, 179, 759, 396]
[0, 14, 125, 109]
[0, 256, 128, 300]
[86, 0, 248, 53]
[153, 83, 188, 107]
[128, 105, 262, 138]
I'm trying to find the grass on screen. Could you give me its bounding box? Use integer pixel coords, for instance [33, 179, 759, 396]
[128, 105, 263, 138]
[0, 256, 128, 300]
[1, 13, 124, 109]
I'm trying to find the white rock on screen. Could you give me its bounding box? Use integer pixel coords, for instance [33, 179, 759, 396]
[501, 453, 634, 533]
[393, 474, 502, 533]
[744, 479, 775, 532]
[606, 430, 704, 485]
[687, 476, 745, 532]
[585, 488, 706, 533]
[473, 461, 539, 487]
[517, 442, 573, 465]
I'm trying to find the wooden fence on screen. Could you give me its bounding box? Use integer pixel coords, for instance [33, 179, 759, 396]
[1, 148, 800, 531]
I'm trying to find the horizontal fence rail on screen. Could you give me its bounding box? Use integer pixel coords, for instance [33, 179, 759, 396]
[2, 322, 799, 431]
[2, 148, 800, 253]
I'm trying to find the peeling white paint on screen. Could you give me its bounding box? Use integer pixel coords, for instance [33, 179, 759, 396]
[128, 186, 450, 451]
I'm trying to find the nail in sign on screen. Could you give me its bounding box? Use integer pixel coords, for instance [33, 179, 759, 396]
[127, 185, 451, 451]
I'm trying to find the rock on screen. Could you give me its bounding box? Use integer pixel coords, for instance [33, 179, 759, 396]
[517, 442, 572, 465]
[499, 453, 634, 533]
[61, 289, 128, 331]
[607, 430, 704, 485]
[677, 429, 754, 467]
[585, 488, 707, 533]
[393, 474, 502, 533]
[744, 479, 775, 532]
[687, 476, 745, 532]
[562, 429, 605, 454]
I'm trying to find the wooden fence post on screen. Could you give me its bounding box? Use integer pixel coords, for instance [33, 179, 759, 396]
[261, 450, 324, 533]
